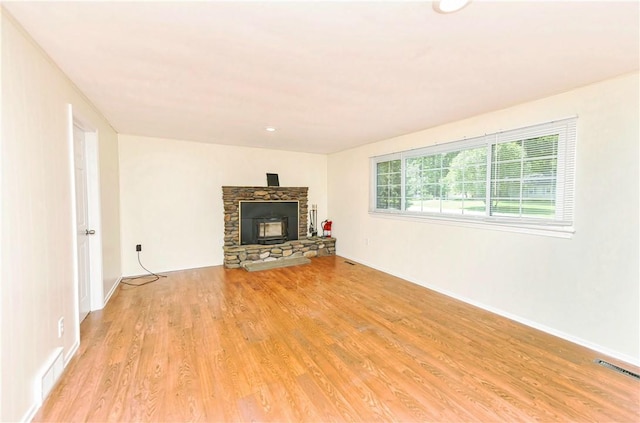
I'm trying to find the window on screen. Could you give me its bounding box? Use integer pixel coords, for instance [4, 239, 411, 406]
[371, 118, 577, 235]
[375, 157, 401, 210]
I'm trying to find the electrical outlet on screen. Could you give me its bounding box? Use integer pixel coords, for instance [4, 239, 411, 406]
[136, 244, 142, 252]
[57, 317, 64, 338]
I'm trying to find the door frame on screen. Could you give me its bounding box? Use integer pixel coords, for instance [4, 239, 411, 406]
[68, 105, 104, 336]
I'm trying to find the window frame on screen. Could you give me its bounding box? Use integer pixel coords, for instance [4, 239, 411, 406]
[372, 153, 402, 211]
[369, 118, 577, 238]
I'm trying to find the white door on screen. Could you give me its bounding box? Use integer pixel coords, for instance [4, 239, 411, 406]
[74, 124, 91, 322]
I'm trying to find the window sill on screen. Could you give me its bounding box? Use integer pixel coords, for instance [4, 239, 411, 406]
[368, 210, 575, 239]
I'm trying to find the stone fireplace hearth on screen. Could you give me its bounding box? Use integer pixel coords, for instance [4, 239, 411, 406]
[222, 186, 335, 268]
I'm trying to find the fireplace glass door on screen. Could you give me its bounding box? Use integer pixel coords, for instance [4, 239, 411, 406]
[255, 217, 288, 244]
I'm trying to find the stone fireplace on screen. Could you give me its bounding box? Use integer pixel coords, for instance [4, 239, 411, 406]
[222, 186, 335, 268]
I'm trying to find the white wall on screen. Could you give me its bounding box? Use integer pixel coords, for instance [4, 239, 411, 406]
[1, 10, 121, 422]
[119, 134, 328, 275]
[328, 73, 639, 364]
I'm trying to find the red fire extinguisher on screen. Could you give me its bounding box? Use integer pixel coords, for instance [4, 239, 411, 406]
[321, 220, 332, 237]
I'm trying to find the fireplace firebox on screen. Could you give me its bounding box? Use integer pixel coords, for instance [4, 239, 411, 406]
[255, 216, 289, 244]
[240, 201, 298, 245]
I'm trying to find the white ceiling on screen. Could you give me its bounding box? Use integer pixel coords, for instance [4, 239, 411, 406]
[4, 1, 639, 154]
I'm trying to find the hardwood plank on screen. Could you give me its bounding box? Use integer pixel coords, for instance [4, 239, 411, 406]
[33, 256, 639, 422]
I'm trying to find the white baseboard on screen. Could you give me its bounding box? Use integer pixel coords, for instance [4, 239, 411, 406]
[64, 340, 80, 366]
[24, 346, 64, 422]
[103, 276, 121, 307]
[21, 277, 121, 423]
[40, 348, 64, 401]
[22, 320, 82, 422]
[20, 401, 39, 423]
[343, 254, 640, 368]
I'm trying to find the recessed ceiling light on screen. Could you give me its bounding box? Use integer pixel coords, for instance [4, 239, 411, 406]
[433, 0, 471, 14]
[265, 126, 276, 132]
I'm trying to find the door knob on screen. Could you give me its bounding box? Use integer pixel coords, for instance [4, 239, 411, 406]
[85, 229, 96, 235]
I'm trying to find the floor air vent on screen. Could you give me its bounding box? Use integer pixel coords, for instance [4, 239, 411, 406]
[594, 359, 640, 380]
[344, 261, 356, 265]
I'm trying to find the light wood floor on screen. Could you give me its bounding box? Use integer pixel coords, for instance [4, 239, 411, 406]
[35, 256, 639, 422]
